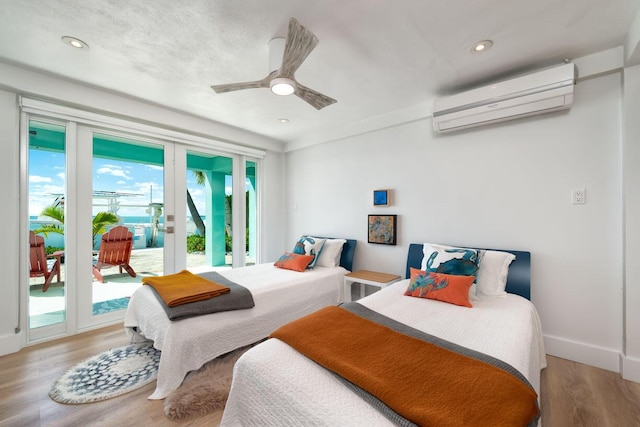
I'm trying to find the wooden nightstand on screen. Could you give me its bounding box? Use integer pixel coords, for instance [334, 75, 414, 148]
[343, 270, 401, 302]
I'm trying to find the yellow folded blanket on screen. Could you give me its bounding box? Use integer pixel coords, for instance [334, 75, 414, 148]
[142, 270, 230, 307]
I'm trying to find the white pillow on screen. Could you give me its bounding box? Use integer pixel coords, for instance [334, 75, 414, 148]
[314, 238, 346, 268]
[468, 283, 481, 301]
[421, 243, 480, 281]
[476, 250, 516, 297]
[292, 236, 326, 269]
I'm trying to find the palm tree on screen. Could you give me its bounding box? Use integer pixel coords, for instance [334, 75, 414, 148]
[91, 211, 120, 244]
[33, 206, 65, 236]
[33, 205, 120, 246]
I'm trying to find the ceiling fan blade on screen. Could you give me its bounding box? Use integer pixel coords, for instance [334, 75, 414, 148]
[295, 83, 337, 110]
[279, 18, 319, 78]
[211, 79, 268, 94]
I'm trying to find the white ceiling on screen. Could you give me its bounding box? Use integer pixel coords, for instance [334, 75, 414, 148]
[1, 0, 639, 148]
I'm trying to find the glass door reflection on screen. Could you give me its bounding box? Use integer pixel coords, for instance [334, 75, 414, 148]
[28, 120, 67, 331]
[90, 134, 164, 317]
[186, 150, 233, 271]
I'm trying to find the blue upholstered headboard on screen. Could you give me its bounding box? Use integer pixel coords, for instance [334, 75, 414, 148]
[405, 243, 531, 300]
[316, 237, 357, 272]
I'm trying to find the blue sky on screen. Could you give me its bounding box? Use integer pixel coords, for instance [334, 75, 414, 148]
[29, 149, 231, 219]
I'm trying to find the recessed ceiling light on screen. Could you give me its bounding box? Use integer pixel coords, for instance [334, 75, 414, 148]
[471, 40, 492, 53]
[62, 36, 88, 49]
[278, 118, 289, 123]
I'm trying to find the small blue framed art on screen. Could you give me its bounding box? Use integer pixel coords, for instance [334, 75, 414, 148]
[373, 189, 390, 206]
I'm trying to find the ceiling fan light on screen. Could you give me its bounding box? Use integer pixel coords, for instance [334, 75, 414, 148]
[270, 78, 296, 96]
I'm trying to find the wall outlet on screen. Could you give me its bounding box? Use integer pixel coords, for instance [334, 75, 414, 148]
[572, 188, 586, 205]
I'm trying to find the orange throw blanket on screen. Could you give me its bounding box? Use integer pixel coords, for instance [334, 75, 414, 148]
[142, 270, 230, 307]
[271, 306, 539, 427]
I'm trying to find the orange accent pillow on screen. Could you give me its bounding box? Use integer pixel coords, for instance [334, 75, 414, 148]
[274, 252, 314, 272]
[404, 267, 474, 308]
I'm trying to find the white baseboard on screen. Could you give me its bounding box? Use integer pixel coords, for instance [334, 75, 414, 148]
[544, 334, 621, 373]
[621, 353, 640, 383]
[0, 330, 23, 357]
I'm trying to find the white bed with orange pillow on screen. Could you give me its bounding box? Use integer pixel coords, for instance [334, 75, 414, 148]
[220, 242, 546, 427]
[124, 236, 356, 399]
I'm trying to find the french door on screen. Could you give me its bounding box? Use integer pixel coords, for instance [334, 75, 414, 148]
[77, 127, 171, 330]
[23, 112, 256, 343]
[26, 119, 69, 339]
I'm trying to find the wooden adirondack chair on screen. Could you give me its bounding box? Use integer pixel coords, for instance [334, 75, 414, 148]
[92, 226, 136, 283]
[29, 231, 63, 292]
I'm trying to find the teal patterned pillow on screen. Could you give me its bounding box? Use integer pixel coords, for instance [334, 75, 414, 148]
[292, 236, 326, 269]
[421, 243, 480, 281]
[405, 268, 474, 307]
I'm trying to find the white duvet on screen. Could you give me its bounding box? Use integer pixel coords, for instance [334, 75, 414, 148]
[123, 263, 347, 399]
[221, 280, 547, 426]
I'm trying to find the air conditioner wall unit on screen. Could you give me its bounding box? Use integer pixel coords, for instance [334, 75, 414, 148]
[432, 63, 576, 133]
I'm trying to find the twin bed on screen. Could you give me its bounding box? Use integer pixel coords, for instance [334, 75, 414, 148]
[124, 238, 545, 426]
[124, 237, 356, 399]
[220, 243, 546, 426]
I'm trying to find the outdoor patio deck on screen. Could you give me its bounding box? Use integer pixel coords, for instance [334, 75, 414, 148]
[29, 248, 231, 328]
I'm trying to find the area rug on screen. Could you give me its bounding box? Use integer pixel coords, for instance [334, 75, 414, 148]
[163, 345, 253, 421]
[49, 342, 160, 404]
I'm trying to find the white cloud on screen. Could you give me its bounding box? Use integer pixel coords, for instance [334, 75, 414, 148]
[135, 181, 163, 194]
[30, 175, 52, 183]
[96, 165, 131, 179]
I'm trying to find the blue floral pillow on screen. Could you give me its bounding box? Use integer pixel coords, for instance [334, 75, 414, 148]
[292, 236, 326, 269]
[421, 243, 480, 281]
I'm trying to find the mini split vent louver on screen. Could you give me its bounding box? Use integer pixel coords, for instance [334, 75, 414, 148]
[432, 63, 577, 133]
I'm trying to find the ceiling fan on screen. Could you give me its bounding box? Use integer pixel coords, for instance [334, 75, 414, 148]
[211, 18, 337, 110]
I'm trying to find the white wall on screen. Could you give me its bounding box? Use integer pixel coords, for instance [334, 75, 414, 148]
[260, 149, 286, 262]
[286, 72, 625, 372]
[623, 64, 640, 381]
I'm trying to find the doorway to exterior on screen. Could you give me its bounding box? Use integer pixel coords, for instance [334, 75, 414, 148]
[22, 101, 262, 345]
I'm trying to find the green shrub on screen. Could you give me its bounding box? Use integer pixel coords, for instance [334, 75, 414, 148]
[224, 229, 249, 253]
[186, 235, 206, 253]
[45, 246, 64, 255]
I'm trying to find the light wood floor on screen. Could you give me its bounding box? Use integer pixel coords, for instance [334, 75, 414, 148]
[0, 325, 221, 427]
[1, 324, 639, 427]
[541, 355, 640, 427]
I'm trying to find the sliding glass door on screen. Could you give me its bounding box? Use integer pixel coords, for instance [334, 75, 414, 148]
[27, 120, 68, 338]
[89, 134, 165, 319]
[22, 105, 260, 342]
[25, 123, 173, 337]
[186, 149, 234, 271]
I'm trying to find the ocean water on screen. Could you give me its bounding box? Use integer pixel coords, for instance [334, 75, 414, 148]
[29, 215, 209, 224]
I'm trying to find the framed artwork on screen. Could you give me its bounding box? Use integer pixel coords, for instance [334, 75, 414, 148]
[368, 214, 397, 245]
[373, 189, 391, 206]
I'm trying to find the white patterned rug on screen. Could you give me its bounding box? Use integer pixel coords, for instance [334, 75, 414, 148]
[49, 342, 160, 404]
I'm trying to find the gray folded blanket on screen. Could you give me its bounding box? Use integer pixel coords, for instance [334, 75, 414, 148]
[148, 271, 255, 320]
